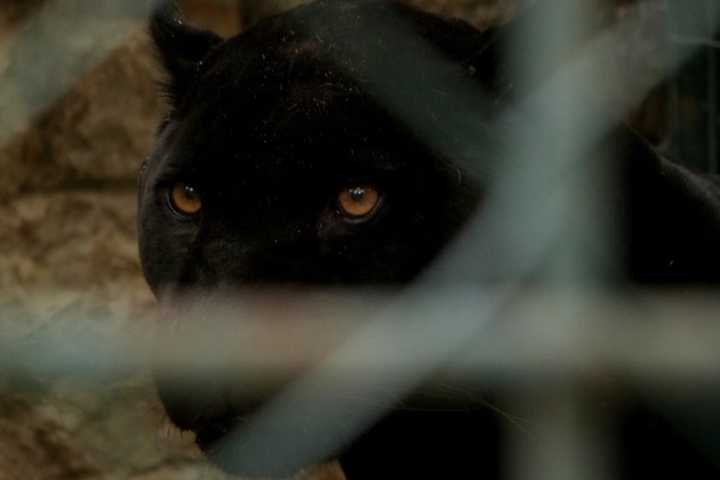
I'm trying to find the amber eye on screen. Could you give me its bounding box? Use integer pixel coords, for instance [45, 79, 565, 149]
[338, 186, 380, 219]
[169, 183, 202, 216]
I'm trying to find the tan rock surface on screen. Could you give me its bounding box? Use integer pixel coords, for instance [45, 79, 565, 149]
[0, 28, 162, 200]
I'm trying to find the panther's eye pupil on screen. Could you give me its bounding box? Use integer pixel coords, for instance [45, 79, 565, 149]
[170, 182, 202, 216]
[350, 188, 366, 202]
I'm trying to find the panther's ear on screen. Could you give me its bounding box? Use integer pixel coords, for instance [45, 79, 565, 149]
[150, 1, 223, 102]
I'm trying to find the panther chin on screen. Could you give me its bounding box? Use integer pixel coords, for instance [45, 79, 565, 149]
[152, 289, 353, 476]
[152, 288, 503, 479]
[156, 363, 503, 479]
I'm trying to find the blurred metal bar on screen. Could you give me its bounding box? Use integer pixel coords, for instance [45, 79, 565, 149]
[499, 3, 610, 475]
[5, 290, 720, 388]
[508, 385, 612, 480]
[425, 0, 720, 285]
[707, 0, 718, 172]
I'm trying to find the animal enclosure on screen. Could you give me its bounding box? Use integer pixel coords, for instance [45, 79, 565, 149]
[1, 1, 720, 479]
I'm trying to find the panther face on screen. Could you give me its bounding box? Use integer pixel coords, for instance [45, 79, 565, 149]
[138, 1, 498, 296]
[138, 0, 502, 476]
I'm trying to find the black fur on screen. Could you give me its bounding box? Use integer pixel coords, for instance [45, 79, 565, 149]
[149, 2, 223, 103]
[139, 1, 720, 478]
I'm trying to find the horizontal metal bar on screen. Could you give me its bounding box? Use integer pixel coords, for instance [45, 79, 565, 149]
[4, 289, 720, 388]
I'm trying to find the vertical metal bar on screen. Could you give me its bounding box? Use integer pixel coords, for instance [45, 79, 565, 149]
[666, 0, 679, 158]
[508, 385, 611, 480]
[707, 0, 718, 172]
[498, 0, 614, 473]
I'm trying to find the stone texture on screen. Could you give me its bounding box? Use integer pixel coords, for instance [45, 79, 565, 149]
[0, 26, 160, 199]
[0, 191, 148, 303]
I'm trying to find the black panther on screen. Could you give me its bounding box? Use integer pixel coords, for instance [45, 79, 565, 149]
[138, 0, 720, 478]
